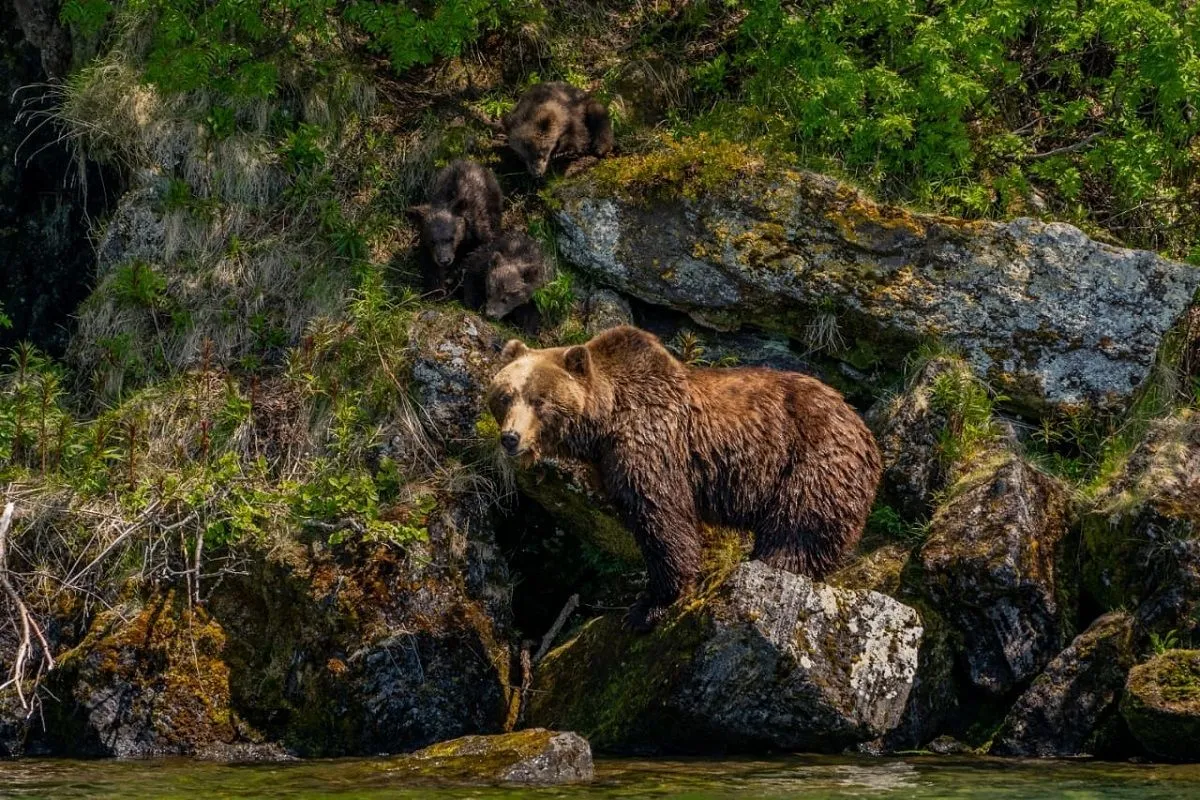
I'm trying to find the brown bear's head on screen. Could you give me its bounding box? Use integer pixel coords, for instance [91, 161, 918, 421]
[504, 106, 565, 179]
[408, 205, 467, 268]
[486, 339, 593, 461]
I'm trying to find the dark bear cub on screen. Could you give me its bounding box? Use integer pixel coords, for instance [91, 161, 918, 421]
[487, 326, 882, 632]
[503, 82, 613, 178]
[462, 232, 551, 325]
[409, 160, 502, 295]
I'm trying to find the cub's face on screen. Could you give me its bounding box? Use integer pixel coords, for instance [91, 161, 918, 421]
[415, 208, 466, 267]
[484, 255, 538, 320]
[507, 112, 562, 178]
[486, 340, 589, 460]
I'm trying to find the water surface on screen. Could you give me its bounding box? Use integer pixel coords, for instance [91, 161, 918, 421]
[3, 755, 1200, 799]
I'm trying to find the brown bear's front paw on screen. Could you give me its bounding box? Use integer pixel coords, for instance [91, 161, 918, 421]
[623, 597, 670, 633]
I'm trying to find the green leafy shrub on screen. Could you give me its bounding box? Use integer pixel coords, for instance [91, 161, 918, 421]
[700, 0, 1200, 254]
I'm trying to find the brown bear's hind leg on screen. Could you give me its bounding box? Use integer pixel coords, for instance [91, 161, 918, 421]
[750, 512, 849, 579]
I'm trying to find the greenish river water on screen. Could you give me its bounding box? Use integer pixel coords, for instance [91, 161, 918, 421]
[3, 756, 1200, 799]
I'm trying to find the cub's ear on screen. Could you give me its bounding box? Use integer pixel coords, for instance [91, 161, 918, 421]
[563, 345, 591, 378]
[406, 204, 430, 223]
[500, 339, 529, 363]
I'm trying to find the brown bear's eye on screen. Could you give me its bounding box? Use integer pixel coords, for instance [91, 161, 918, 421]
[530, 397, 545, 411]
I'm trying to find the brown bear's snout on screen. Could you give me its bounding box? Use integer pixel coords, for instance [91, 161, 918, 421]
[500, 430, 521, 455]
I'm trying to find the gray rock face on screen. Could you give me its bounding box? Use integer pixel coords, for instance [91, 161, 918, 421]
[404, 729, 594, 785]
[991, 612, 1136, 757]
[528, 561, 922, 753]
[407, 310, 502, 441]
[555, 165, 1200, 411]
[920, 454, 1073, 694]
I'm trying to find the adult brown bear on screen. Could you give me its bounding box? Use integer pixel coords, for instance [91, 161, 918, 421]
[486, 326, 882, 631]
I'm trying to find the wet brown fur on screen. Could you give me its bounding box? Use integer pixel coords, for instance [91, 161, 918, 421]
[409, 160, 502, 294]
[503, 82, 614, 178]
[487, 326, 882, 630]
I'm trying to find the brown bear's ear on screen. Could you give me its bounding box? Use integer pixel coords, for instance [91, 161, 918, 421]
[500, 339, 529, 363]
[406, 204, 430, 223]
[563, 346, 591, 379]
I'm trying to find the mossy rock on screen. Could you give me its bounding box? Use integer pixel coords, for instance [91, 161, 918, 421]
[1081, 410, 1200, 622]
[514, 458, 641, 564]
[39, 591, 237, 758]
[1121, 650, 1200, 761]
[555, 139, 1200, 413]
[527, 561, 923, 754]
[920, 451, 1075, 695]
[397, 729, 593, 785]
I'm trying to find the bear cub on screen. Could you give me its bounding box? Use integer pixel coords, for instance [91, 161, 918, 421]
[487, 326, 882, 632]
[409, 160, 502, 295]
[462, 231, 551, 324]
[504, 82, 613, 178]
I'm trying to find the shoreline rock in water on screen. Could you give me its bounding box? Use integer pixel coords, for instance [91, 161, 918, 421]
[398, 729, 594, 785]
[527, 560, 923, 753]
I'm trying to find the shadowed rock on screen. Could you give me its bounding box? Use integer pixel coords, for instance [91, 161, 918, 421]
[991, 612, 1136, 757]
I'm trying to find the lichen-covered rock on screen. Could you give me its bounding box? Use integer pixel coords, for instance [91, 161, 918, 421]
[991, 612, 1136, 757]
[206, 533, 515, 757]
[554, 141, 1200, 411]
[866, 357, 962, 519]
[399, 729, 594, 785]
[527, 560, 922, 753]
[407, 310, 503, 441]
[580, 286, 634, 334]
[38, 592, 237, 758]
[1121, 650, 1200, 762]
[920, 453, 1074, 694]
[1083, 411, 1200, 635]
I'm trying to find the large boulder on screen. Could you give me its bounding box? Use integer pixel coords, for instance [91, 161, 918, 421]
[991, 612, 1136, 757]
[527, 560, 922, 753]
[407, 310, 503, 441]
[920, 453, 1074, 694]
[1121, 650, 1200, 762]
[1082, 411, 1200, 635]
[554, 138, 1200, 411]
[398, 729, 594, 785]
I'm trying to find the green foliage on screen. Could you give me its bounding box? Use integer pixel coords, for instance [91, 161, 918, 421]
[65, 0, 541, 100]
[928, 367, 1004, 465]
[109, 262, 169, 310]
[1151, 629, 1189, 656]
[866, 503, 930, 547]
[695, 0, 1200, 253]
[532, 271, 575, 325]
[0, 304, 11, 330]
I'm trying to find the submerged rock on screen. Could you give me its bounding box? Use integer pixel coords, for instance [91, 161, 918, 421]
[920, 453, 1074, 695]
[400, 729, 593, 785]
[554, 142, 1200, 411]
[991, 612, 1136, 757]
[527, 560, 922, 753]
[1121, 650, 1200, 762]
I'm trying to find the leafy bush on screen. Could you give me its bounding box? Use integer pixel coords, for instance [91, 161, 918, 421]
[62, 0, 542, 99]
[701, 0, 1200, 253]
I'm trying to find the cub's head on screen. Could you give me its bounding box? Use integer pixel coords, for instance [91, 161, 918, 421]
[409, 205, 466, 268]
[484, 247, 547, 320]
[486, 339, 592, 460]
[504, 106, 565, 178]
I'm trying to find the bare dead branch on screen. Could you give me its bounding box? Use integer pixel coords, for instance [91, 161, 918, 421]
[0, 500, 56, 713]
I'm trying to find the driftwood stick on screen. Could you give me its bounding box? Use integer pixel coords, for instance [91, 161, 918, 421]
[0, 500, 55, 712]
[534, 593, 579, 665]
